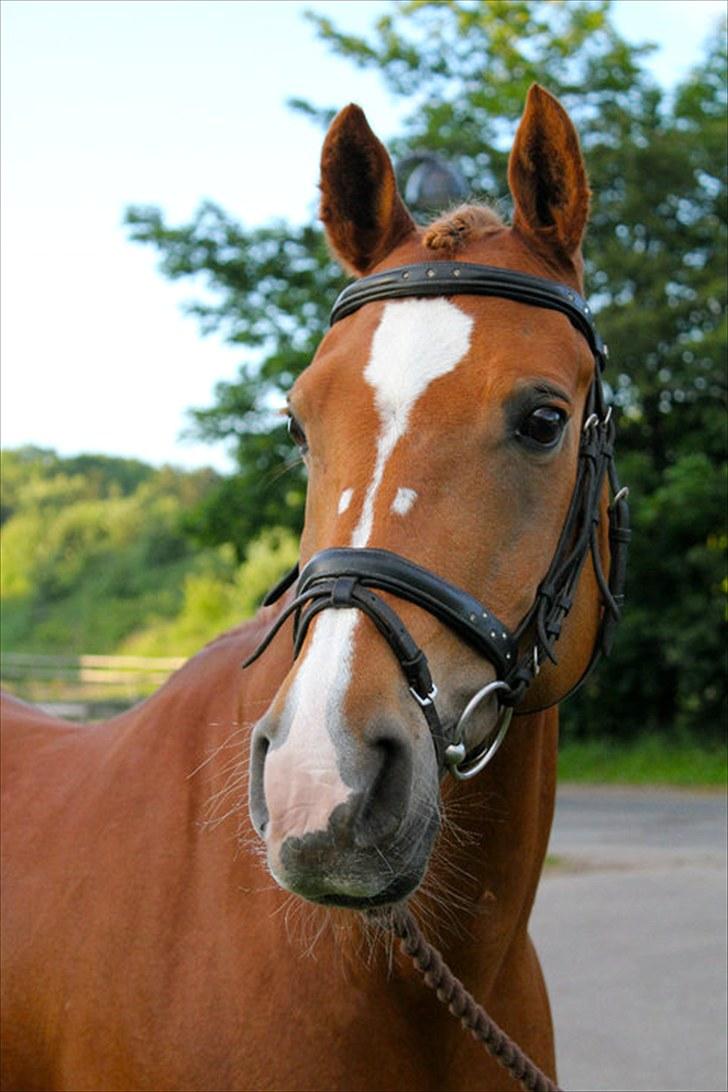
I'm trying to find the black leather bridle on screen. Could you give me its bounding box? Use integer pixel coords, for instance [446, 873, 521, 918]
[244, 260, 630, 778]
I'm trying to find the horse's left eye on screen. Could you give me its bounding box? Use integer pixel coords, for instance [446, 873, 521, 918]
[287, 414, 308, 453]
[517, 406, 567, 449]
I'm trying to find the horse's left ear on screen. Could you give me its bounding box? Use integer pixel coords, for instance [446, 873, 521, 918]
[508, 85, 590, 263]
[320, 104, 417, 274]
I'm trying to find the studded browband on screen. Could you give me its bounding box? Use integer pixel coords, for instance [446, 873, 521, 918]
[245, 260, 630, 779]
[330, 260, 608, 368]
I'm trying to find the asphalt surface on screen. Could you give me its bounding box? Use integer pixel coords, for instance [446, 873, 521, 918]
[531, 787, 727, 1092]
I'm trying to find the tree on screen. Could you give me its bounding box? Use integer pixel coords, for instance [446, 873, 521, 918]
[124, 1, 726, 739]
[1, 449, 221, 652]
[122, 210, 345, 560]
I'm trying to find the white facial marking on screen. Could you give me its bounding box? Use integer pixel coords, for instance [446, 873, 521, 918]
[265, 299, 472, 848]
[392, 487, 418, 517]
[351, 298, 473, 548]
[264, 609, 355, 843]
[337, 487, 354, 515]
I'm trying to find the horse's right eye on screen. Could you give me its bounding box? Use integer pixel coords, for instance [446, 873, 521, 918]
[287, 414, 308, 453]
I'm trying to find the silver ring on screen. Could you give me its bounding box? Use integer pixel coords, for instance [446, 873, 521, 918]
[445, 680, 514, 781]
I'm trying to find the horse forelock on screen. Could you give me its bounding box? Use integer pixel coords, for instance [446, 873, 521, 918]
[422, 203, 505, 254]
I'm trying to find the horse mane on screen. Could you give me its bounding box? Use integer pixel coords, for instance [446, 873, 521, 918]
[422, 203, 504, 253]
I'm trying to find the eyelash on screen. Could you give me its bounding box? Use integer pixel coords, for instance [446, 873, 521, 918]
[287, 413, 308, 454]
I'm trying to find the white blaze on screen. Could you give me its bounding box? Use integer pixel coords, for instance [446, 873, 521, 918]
[269, 298, 473, 840]
[264, 609, 357, 841]
[351, 299, 473, 546]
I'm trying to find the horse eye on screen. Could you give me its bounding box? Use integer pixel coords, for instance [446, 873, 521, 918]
[517, 406, 567, 448]
[287, 414, 308, 453]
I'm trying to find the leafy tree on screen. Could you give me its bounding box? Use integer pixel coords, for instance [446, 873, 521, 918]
[1, 448, 300, 658]
[0, 446, 157, 525]
[124, 1, 726, 739]
[119, 527, 299, 657]
[123, 211, 344, 559]
[1, 449, 218, 652]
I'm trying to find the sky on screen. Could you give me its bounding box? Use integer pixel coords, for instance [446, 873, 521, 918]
[2, 0, 725, 474]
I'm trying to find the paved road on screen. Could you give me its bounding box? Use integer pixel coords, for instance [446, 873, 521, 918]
[531, 787, 727, 1092]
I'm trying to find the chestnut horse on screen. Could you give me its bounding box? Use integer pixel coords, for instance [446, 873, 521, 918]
[1, 86, 627, 1092]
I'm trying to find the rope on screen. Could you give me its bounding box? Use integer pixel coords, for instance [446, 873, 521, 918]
[379, 907, 562, 1092]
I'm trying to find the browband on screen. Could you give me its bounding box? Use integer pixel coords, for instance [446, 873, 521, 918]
[330, 260, 607, 369]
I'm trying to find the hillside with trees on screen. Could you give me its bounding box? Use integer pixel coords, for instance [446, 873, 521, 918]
[0, 447, 297, 657]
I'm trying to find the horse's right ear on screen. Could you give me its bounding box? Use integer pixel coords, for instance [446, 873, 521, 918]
[320, 104, 416, 275]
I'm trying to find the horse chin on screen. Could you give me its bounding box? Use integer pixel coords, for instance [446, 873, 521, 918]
[267, 806, 440, 911]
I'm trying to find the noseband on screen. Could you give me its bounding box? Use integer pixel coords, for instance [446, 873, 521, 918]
[245, 260, 630, 778]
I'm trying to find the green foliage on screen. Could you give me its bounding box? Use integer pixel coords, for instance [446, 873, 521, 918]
[123, 207, 346, 559]
[180, 432, 306, 562]
[123, 1, 726, 740]
[119, 528, 299, 657]
[557, 736, 727, 786]
[1, 448, 223, 653]
[0, 446, 156, 525]
[1, 447, 300, 658]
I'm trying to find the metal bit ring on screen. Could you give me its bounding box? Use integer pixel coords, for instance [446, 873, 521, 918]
[445, 680, 514, 781]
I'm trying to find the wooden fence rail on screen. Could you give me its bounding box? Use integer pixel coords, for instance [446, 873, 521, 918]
[1, 653, 187, 719]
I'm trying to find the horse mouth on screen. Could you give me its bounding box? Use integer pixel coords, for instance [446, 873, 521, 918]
[309, 874, 421, 910]
[269, 801, 440, 910]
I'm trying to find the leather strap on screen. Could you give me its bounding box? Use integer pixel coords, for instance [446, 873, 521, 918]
[244, 566, 449, 760]
[331, 261, 607, 369]
[297, 548, 517, 679]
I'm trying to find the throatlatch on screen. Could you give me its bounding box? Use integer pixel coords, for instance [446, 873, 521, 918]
[244, 260, 630, 779]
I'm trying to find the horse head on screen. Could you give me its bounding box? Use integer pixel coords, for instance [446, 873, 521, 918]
[248, 86, 627, 909]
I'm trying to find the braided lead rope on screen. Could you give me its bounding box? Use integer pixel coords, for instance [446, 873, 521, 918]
[381, 908, 561, 1092]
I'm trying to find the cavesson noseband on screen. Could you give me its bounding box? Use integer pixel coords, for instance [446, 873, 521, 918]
[245, 260, 630, 779]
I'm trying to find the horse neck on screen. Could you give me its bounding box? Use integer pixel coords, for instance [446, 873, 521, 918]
[427, 708, 558, 963]
[96, 627, 260, 796]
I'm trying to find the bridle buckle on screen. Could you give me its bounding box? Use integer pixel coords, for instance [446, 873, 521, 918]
[409, 682, 438, 708]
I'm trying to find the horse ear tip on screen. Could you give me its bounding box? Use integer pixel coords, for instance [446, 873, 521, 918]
[325, 103, 375, 146]
[335, 103, 368, 128]
[526, 84, 558, 110]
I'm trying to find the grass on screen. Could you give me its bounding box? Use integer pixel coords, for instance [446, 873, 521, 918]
[558, 735, 727, 787]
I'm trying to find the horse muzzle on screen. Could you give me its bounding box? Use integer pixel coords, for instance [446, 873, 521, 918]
[249, 707, 441, 907]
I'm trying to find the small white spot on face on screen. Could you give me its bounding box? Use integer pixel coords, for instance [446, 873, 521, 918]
[338, 487, 354, 515]
[392, 487, 418, 516]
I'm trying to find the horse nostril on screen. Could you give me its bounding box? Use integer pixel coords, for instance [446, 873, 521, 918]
[353, 731, 413, 848]
[248, 729, 270, 838]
